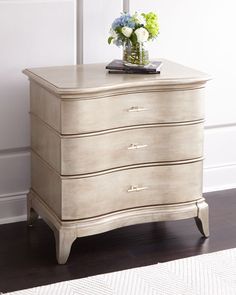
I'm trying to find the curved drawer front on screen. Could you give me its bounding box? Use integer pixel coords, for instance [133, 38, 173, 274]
[31, 154, 203, 220]
[61, 123, 204, 175]
[31, 116, 203, 175]
[61, 88, 204, 134]
[62, 161, 203, 220]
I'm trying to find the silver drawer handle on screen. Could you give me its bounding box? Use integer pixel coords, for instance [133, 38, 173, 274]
[127, 106, 148, 112]
[127, 185, 149, 193]
[128, 143, 148, 150]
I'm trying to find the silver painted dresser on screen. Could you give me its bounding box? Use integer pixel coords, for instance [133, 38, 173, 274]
[23, 59, 210, 264]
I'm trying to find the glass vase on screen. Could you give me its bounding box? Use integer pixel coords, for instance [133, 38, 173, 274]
[123, 41, 149, 66]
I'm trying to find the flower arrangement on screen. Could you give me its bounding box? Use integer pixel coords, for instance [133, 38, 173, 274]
[108, 12, 159, 65]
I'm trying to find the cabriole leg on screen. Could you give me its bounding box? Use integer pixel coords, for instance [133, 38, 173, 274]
[54, 229, 76, 264]
[195, 201, 209, 237]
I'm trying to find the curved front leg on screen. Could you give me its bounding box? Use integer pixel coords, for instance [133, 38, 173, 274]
[195, 200, 209, 237]
[54, 229, 76, 264]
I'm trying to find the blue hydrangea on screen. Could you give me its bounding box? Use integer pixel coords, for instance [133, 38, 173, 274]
[112, 13, 135, 30]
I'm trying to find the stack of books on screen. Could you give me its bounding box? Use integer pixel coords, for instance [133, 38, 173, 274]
[106, 59, 162, 74]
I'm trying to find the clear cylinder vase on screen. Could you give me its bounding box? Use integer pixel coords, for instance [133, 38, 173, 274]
[123, 41, 149, 66]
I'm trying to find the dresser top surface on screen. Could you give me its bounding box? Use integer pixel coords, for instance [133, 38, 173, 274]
[23, 59, 210, 95]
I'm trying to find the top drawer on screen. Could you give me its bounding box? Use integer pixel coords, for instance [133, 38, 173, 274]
[30, 82, 204, 135]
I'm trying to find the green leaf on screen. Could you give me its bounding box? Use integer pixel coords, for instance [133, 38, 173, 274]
[116, 27, 122, 34]
[108, 37, 113, 45]
[130, 32, 137, 45]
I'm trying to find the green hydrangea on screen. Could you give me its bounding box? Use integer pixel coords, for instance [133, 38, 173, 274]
[142, 12, 159, 40]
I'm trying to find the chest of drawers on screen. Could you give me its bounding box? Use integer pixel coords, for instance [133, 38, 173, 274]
[24, 59, 210, 264]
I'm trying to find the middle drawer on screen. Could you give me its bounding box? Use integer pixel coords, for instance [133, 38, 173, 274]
[31, 115, 203, 175]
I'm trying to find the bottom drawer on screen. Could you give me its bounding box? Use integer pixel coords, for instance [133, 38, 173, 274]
[32, 153, 203, 220]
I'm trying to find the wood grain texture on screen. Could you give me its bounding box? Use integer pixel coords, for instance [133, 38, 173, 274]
[195, 201, 209, 237]
[31, 115, 204, 175]
[31, 115, 61, 173]
[29, 189, 203, 236]
[31, 153, 62, 219]
[29, 81, 205, 134]
[60, 88, 205, 134]
[27, 190, 208, 264]
[31, 153, 203, 220]
[23, 59, 210, 96]
[30, 81, 60, 131]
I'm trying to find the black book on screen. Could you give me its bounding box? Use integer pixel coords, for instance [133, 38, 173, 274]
[106, 59, 162, 74]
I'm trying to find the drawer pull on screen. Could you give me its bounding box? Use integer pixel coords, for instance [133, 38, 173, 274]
[128, 143, 148, 150]
[127, 185, 149, 193]
[127, 106, 148, 112]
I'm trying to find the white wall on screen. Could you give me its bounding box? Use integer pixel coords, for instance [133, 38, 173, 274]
[83, 0, 122, 63]
[0, 0, 76, 224]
